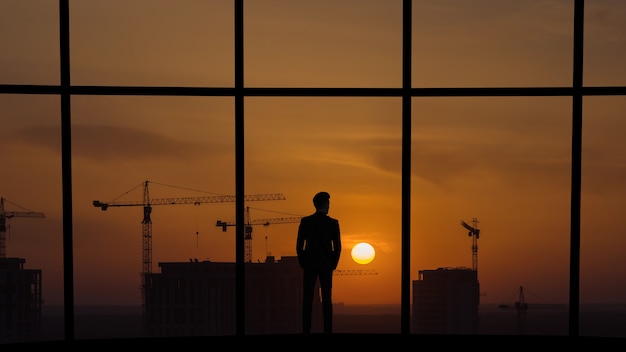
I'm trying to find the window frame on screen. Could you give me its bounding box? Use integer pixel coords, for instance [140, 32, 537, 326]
[3, 0, 626, 339]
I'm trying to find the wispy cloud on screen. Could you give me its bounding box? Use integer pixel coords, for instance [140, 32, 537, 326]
[7, 124, 227, 162]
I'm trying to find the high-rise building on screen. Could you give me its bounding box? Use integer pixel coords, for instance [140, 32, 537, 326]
[412, 267, 479, 334]
[0, 258, 42, 343]
[144, 255, 321, 336]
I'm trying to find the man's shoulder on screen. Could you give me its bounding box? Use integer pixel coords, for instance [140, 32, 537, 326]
[301, 213, 317, 221]
[301, 212, 337, 222]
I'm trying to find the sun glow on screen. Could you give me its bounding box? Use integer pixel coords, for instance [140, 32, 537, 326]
[351, 242, 375, 265]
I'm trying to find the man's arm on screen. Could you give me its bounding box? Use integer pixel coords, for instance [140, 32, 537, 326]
[296, 219, 307, 268]
[332, 220, 341, 269]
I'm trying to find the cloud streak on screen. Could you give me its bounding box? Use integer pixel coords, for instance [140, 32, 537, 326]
[7, 124, 227, 162]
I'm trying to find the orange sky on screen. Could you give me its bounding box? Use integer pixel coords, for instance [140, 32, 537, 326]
[1, 1, 626, 307]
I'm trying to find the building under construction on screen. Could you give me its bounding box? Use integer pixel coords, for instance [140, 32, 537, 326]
[412, 267, 479, 334]
[0, 258, 42, 343]
[143, 255, 321, 336]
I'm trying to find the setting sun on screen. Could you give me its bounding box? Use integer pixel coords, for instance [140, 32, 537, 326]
[351, 242, 375, 265]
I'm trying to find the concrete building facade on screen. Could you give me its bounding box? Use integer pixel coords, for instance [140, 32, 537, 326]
[0, 258, 42, 343]
[412, 267, 479, 334]
[144, 255, 322, 336]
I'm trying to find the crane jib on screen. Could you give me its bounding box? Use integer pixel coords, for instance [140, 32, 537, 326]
[93, 193, 286, 209]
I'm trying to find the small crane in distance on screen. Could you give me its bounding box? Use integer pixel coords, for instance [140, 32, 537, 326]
[216, 206, 302, 263]
[460, 218, 480, 272]
[0, 197, 45, 259]
[334, 269, 378, 276]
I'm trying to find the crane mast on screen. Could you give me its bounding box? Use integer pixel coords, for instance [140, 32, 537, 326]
[0, 197, 45, 259]
[460, 218, 480, 272]
[93, 180, 286, 306]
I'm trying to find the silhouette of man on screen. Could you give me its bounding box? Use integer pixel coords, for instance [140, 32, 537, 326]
[296, 191, 341, 334]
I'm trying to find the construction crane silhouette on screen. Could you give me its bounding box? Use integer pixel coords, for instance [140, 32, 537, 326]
[93, 180, 286, 304]
[460, 218, 480, 272]
[216, 206, 302, 263]
[334, 269, 378, 276]
[0, 197, 45, 259]
[499, 286, 566, 311]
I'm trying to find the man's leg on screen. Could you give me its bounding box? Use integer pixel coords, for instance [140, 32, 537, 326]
[301, 269, 317, 334]
[319, 270, 333, 334]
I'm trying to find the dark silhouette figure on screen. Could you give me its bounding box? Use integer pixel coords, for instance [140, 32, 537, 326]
[296, 191, 341, 334]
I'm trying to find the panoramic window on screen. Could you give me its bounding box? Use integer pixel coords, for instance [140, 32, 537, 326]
[1, 0, 626, 343]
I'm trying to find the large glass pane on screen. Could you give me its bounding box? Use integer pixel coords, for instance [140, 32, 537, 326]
[244, 0, 402, 88]
[70, 0, 234, 87]
[583, 1, 626, 86]
[0, 95, 63, 342]
[0, 1, 60, 85]
[71, 96, 235, 338]
[245, 97, 403, 333]
[412, 1, 574, 88]
[581, 97, 626, 338]
[411, 97, 571, 335]
[6, 0, 626, 342]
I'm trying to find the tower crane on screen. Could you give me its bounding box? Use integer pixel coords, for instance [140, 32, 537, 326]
[499, 286, 566, 311]
[93, 180, 286, 305]
[215, 206, 302, 263]
[460, 218, 480, 272]
[0, 197, 45, 259]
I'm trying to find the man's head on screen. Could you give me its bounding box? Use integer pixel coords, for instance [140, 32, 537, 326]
[313, 191, 330, 213]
